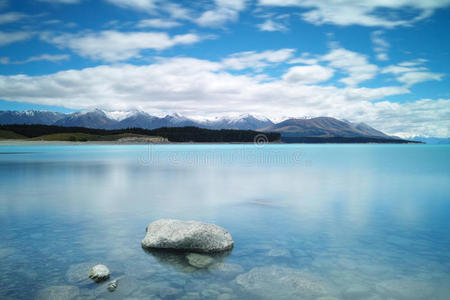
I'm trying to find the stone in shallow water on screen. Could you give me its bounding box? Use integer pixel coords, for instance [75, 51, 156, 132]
[236, 266, 328, 300]
[141, 219, 234, 253]
[89, 264, 110, 282]
[208, 263, 244, 279]
[36, 285, 79, 300]
[375, 279, 435, 299]
[186, 253, 216, 268]
[108, 280, 118, 292]
[95, 276, 141, 299]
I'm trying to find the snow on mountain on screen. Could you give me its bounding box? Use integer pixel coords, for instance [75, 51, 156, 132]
[0, 110, 64, 125]
[103, 110, 137, 121]
[0, 109, 393, 139]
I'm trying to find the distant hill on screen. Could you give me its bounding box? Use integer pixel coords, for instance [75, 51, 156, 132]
[0, 109, 407, 141]
[261, 117, 392, 139]
[411, 137, 450, 144]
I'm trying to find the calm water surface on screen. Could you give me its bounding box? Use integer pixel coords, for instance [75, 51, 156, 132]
[0, 144, 449, 299]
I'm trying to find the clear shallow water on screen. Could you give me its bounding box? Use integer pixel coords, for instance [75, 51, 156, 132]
[0, 144, 449, 300]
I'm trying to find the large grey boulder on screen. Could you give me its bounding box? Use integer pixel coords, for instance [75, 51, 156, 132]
[141, 219, 234, 253]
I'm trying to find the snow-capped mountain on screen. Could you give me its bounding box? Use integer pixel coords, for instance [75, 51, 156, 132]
[0, 110, 64, 125]
[54, 109, 118, 129]
[0, 109, 394, 139]
[211, 114, 274, 130]
[0, 109, 274, 130]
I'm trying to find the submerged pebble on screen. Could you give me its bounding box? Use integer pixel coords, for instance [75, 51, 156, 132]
[107, 280, 118, 292]
[186, 253, 215, 268]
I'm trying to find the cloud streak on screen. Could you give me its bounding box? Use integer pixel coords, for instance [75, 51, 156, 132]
[258, 0, 450, 28]
[41, 30, 204, 62]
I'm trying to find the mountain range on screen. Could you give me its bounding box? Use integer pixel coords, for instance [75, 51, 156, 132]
[0, 109, 394, 139]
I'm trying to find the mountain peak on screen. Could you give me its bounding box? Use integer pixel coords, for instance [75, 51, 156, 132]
[0, 109, 392, 138]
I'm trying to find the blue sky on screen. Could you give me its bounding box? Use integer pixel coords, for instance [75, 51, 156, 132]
[0, 0, 449, 137]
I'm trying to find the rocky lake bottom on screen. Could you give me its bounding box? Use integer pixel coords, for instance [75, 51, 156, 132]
[0, 144, 449, 299]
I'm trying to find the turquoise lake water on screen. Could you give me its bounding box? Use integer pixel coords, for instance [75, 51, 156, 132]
[0, 144, 449, 299]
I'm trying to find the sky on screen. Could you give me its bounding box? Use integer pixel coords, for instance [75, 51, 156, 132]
[0, 0, 449, 137]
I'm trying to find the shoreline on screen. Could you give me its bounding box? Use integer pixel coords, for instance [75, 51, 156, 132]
[0, 139, 424, 146]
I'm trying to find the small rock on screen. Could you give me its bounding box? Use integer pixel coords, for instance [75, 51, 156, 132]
[186, 253, 215, 268]
[95, 276, 140, 298]
[89, 264, 110, 282]
[141, 219, 234, 253]
[107, 280, 118, 292]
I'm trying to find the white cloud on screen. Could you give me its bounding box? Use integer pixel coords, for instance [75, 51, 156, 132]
[258, 0, 450, 28]
[163, 3, 192, 20]
[222, 49, 295, 71]
[195, 9, 239, 27]
[357, 99, 450, 138]
[0, 31, 33, 46]
[396, 72, 443, 86]
[0, 12, 27, 24]
[321, 48, 378, 86]
[1, 56, 447, 137]
[283, 65, 334, 84]
[257, 19, 287, 31]
[371, 30, 389, 61]
[38, 0, 82, 3]
[382, 60, 444, 86]
[105, 0, 157, 13]
[41, 30, 203, 62]
[0, 54, 69, 64]
[195, 0, 247, 27]
[104, 0, 246, 28]
[288, 52, 318, 65]
[136, 18, 181, 28]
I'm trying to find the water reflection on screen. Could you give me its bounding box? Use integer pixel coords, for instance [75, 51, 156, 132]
[143, 248, 232, 272]
[0, 145, 449, 299]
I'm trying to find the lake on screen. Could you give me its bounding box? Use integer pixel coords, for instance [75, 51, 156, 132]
[0, 144, 449, 299]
